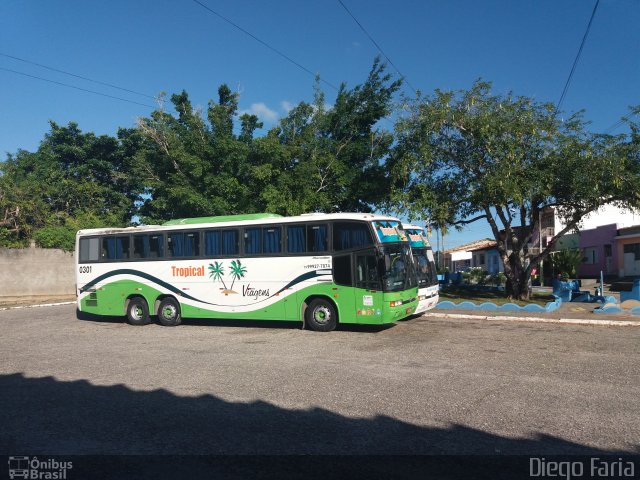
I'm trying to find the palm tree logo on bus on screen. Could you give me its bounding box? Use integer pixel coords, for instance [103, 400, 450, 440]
[229, 260, 247, 291]
[208, 259, 247, 295]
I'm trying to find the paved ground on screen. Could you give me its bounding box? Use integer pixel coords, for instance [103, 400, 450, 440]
[0, 304, 638, 456]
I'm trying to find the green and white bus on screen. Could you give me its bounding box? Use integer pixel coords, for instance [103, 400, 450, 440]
[76, 213, 418, 331]
[403, 224, 439, 314]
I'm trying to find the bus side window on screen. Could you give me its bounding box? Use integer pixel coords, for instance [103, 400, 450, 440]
[168, 232, 199, 257]
[149, 234, 164, 258]
[185, 232, 200, 256]
[333, 254, 353, 286]
[245, 228, 262, 255]
[222, 230, 239, 255]
[102, 236, 130, 260]
[355, 252, 380, 290]
[333, 222, 374, 251]
[133, 234, 164, 259]
[307, 224, 328, 252]
[205, 230, 221, 256]
[287, 226, 306, 253]
[79, 237, 100, 262]
[263, 227, 281, 254]
[133, 235, 147, 259]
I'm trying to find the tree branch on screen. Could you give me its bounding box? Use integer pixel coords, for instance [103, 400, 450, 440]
[450, 214, 487, 226]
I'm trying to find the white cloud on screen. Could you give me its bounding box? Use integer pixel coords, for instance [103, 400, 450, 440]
[281, 101, 294, 113]
[241, 102, 278, 122]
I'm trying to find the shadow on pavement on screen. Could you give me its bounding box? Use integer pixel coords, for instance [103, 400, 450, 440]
[76, 309, 396, 333]
[1, 373, 636, 479]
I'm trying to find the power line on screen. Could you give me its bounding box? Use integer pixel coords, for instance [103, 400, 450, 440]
[555, 0, 600, 114]
[0, 53, 156, 100]
[0, 67, 156, 109]
[604, 111, 638, 134]
[191, 0, 338, 91]
[337, 0, 417, 96]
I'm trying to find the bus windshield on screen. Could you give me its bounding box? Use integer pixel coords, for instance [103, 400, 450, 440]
[380, 244, 417, 292]
[412, 247, 438, 287]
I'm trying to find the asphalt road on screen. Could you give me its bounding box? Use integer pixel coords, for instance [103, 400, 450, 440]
[1, 304, 638, 456]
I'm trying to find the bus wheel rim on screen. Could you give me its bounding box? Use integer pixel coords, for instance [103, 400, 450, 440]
[313, 306, 330, 324]
[163, 305, 176, 319]
[132, 306, 143, 320]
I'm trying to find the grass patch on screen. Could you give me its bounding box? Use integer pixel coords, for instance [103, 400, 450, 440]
[439, 286, 552, 307]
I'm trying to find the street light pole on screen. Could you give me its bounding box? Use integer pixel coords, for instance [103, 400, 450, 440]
[539, 209, 544, 286]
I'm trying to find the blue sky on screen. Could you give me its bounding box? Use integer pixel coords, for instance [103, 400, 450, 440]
[1, 0, 638, 247]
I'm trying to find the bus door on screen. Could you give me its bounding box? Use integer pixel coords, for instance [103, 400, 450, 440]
[354, 249, 384, 323]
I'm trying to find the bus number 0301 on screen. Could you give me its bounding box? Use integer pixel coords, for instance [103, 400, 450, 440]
[79, 266, 92, 273]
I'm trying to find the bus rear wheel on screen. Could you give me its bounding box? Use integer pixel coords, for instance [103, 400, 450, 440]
[157, 297, 182, 327]
[305, 298, 337, 332]
[126, 297, 151, 326]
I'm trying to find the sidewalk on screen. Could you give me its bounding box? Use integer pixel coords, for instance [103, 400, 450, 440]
[0, 295, 76, 309]
[424, 301, 640, 327]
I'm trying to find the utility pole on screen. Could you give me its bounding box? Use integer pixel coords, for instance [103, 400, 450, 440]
[539, 209, 544, 286]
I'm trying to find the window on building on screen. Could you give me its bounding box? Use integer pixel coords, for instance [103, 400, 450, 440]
[583, 247, 598, 265]
[623, 243, 640, 260]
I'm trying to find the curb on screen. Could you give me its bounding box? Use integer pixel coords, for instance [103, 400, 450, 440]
[422, 312, 640, 327]
[0, 301, 75, 312]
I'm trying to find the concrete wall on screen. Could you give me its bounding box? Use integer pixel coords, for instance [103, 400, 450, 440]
[0, 247, 75, 302]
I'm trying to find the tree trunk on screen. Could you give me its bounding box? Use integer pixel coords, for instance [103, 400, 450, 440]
[503, 253, 531, 301]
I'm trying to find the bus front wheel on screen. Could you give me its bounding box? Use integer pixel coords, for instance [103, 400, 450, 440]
[126, 297, 151, 326]
[157, 297, 182, 327]
[305, 298, 337, 332]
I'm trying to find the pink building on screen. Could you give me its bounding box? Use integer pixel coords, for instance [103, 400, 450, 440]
[578, 224, 618, 277]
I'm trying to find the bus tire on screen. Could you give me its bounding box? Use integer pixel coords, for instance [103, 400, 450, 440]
[158, 297, 182, 327]
[126, 297, 151, 326]
[305, 298, 337, 332]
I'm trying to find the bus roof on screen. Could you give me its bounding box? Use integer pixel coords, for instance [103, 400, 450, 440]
[163, 213, 282, 225]
[402, 224, 424, 231]
[402, 223, 432, 248]
[77, 212, 405, 236]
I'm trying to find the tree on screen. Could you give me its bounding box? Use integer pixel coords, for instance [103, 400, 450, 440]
[261, 58, 400, 214]
[551, 249, 582, 280]
[136, 87, 262, 221]
[390, 81, 640, 299]
[136, 58, 400, 219]
[0, 122, 144, 249]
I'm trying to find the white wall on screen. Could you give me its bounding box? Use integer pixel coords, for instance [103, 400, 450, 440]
[555, 205, 640, 232]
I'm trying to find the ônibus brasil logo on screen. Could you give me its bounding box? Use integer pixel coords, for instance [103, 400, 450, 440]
[8, 456, 73, 479]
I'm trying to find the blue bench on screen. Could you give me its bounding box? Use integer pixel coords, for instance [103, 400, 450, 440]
[552, 279, 591, 302]
[621, 279, 640, 302]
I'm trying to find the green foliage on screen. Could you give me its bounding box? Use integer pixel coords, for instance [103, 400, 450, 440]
[462, 267, 488, 285]
[552, 249, 582, 280]
[33, 226, 75, 251]
[136, 58, 399, 221]
[491, 272, 507, 287]
[0, 122, 142, 248]
[390, 81, 640, 299]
